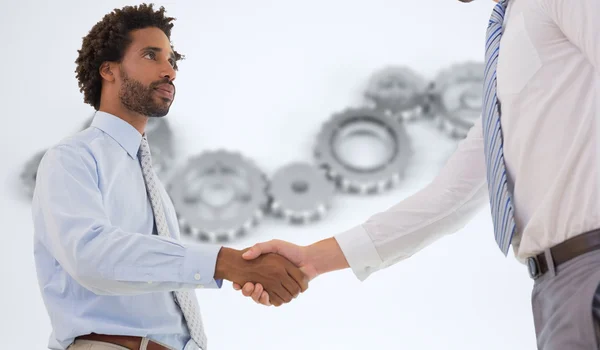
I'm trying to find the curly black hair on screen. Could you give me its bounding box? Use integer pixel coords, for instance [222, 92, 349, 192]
[75, 3, 184, 110]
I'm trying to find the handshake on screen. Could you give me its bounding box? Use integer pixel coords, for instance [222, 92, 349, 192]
[214, 237, 347, 307]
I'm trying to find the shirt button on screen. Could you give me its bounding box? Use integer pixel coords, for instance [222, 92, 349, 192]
[194, 273, 201, 281]
[197, 285, 204, 289]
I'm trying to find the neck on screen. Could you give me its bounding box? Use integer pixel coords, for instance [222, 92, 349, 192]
[98, 99, 147, 135]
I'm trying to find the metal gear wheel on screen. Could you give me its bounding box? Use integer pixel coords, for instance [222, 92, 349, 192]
[268, 162, 335, 224]
[314, 107, 412, 194]
[429, 61, 485, 139]
[20, 149, 46, 198]
[82, 115, 175, 177]
[167, 150, 268, 242]
[363, 65, 431, 121]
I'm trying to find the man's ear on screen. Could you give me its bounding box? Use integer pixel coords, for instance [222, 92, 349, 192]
[99, 62, 116, 82]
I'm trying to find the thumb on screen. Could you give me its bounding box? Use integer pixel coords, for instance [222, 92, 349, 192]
[242, 240, 279, 260]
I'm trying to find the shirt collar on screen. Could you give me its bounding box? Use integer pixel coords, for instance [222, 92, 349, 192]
[90, 111, 143, 159]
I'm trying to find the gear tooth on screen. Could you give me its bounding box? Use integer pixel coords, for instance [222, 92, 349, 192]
[363, 65, 430, 118]
[19, 149, 47, 198]
[267, 162, 335, 224]
[229, 150, 242, 158]
[313, 149, 322, 161]
[312, 107, 411, 195]
[330, 109, 346, 120]
[432, 61, 485, 139]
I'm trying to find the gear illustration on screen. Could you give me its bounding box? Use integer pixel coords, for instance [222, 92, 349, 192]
[429, 61, 485, 139]
[268, 162, 336, 224]
[363, 65, 431, 121]
[20, 149, 46, 198]
[314, 107, 412, 194]
[167, 150, 269, 242]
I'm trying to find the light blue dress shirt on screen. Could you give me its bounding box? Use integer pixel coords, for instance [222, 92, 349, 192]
[32, 111, 223, 350]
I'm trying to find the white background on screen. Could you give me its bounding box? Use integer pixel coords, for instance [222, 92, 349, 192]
[0, 0, 536, 349]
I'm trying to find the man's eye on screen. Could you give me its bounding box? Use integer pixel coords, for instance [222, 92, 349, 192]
[144, 52, 156, 59]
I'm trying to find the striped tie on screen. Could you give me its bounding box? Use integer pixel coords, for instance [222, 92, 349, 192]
[482, 0, 516, 255]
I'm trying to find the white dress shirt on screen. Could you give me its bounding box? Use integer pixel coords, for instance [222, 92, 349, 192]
[334, 0, 600, 281]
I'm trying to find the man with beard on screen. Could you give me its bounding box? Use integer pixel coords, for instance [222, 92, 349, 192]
[31, 4, 309, 350]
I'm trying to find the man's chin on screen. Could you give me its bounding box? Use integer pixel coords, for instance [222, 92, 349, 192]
[148, 99, 172, 117]
[148, 110, 170, 118]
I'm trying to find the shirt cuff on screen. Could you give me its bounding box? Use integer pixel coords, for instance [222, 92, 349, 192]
[334, 224, 383, 282]
[182, 243, 223, 289]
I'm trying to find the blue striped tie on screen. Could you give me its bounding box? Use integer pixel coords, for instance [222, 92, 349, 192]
[482, 0, 516, 255]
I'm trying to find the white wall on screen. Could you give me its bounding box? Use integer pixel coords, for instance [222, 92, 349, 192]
[0, 0, 536, 349]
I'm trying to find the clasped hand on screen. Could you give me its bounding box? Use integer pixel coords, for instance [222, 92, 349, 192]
[216, 244, 312, 307]
[233, 240, 318, 307]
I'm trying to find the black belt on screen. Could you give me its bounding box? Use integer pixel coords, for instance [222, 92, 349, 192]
[527, 228, 600, 279]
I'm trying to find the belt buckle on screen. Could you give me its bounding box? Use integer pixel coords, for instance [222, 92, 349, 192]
[527, 256, 542, 279]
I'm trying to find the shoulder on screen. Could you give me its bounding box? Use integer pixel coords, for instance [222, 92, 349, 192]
[38, 128, 104, 176]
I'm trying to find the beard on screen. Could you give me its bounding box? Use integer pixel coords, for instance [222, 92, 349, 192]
[118, 67, 174, 118]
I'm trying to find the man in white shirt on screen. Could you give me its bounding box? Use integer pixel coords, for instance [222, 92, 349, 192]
[232, 0, 600, 348]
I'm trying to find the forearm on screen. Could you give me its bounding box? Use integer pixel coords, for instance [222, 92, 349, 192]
[333, 121, 488, 280]
[214, 247, 241, 281]
[305, 237, 350, 276]
[44, 218, 223, 295]
[301, 184, 486, 281]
